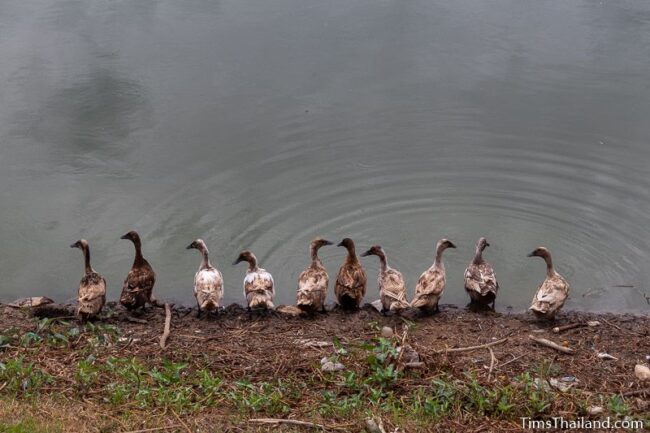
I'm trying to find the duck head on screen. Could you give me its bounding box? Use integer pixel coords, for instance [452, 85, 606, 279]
[233, 250, 256, 266]
[120, 230, 141, 244]
[437, 238, 457, 251]
[337, 238, 355, 250]
[527, 246, 550, 258]
[186, 238, 208, 252]
[476, 237, 490, 251]
[70, 239, 89, 250]
[311, 238, 334, 250]
[361, 245, 384, 257]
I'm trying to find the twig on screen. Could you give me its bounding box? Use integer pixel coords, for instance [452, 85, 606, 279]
[622, 388, 650, 397]
[552, 323, 585, 334]
[171, 408, 192, 433]
[528, 335, 574, 354]
[496, 353, 527, 370]
[159, 303, 172, 349]
[487, 347, 497, 381]
[434, 337, 508, 354]
[249, 418, 341, 430]
[121, 426, 182, 433]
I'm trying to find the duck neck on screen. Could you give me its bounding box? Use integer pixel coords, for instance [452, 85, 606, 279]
[246, 256, 259, 273]
[345, 245, 358, 264]
[132, 239, 145, 267]
[310, 245, 323, 268]
[433, 246, 446, 268]
[199, 246, 212, 270]
[472, 246, 484, 265]
[376, 250, 389, 273]
[82, 245, 93, 274]
[543, 254, 554, 277]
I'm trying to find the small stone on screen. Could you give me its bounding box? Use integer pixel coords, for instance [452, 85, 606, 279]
[634, 364, 650, 381]
[321, 361, 345, 372]
[587, 321, 601, 327]
[320, 357, 328, 366]
[381, 326, 394, 338]
[588, 406, 604, 415]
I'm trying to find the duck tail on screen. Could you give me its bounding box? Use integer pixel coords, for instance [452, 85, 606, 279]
[338, 293, 360, 310]
[249, 294, 274, 310]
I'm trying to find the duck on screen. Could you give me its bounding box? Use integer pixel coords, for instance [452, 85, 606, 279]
[296, 238, 333, 312]
[119, 231, 157, 311]
[411, 238, 456, 312]
[233, 250, 275, 310]
[361, 245, 409, 313]
[70, 239, 106, 320]
[527, 246, 569, 320]
[335, 238, 367, 309]
[464, 237, 499, 308]
[187, 239, 224, 317]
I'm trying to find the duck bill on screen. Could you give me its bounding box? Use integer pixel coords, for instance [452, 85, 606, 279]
[232, 258, 243, 266]
[120, 233, 129, 240]
[360, 250, 372, 257]
[336, 241, 344, 247]
[526, 252, 535, 257]
[322, 240, 334, 246]
[186, 244, 194, 250]
[448, 242, 457, 249]
[70, 243, 77, 249]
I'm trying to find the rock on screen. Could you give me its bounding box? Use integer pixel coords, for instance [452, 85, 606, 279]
[370, 300, 383, 313]
[549, 377, 578, 392]
[588, 406, 604, 415]
[365, 418, 386, 433]
[634, 364, 650, 381]
[587, 321, 601, 327]
[381, 326, 394, 338]
[7, 297, 54, 308]
[321, 361, 345, 372]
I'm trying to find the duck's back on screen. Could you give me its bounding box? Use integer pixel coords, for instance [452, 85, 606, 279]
[411, 266, 445, 309]
[335, 262, 367, 308]
[531, 274, 569, 318]
[379, 269, 408, 311]
[121, 261, 155, 309]
[297, 265, 329, 310]
[464, 262, 498, 296]
[78, 272, 106, 317]
[194, 267, 224, 311]
[244, 269, 274, 309]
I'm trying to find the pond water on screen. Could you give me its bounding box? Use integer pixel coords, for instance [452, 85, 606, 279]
[1, 0, 649, 312]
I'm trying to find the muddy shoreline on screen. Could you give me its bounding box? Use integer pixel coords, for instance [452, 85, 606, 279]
[0, 303, 649, 432]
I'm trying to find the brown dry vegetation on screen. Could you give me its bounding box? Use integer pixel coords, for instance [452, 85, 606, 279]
[0, 302, 648, 432]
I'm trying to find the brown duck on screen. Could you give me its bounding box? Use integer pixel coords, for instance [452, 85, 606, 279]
[464, 237, 499, 308]
[361, 245, 409, 313]
[411, 238, 456, 312]
[187, 239, 224, 317]
[335, 238, 367, 309]
[119, 231, 156, 310]
[296, 238, 333, 312]
[528, 247, 569, 320]
[233, 250, 275, 310]
[71, 239, 106, 320]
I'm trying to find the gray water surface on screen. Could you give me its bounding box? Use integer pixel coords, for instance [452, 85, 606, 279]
[1, 0, 650, 312]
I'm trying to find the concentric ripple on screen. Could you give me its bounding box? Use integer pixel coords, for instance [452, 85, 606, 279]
[1, 0, 649, 313]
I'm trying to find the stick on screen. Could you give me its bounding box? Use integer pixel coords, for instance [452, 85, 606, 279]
[122, 426, 182, 433]
[249, 418, 340, 430]
[622, 388, 650, 397]
[487, 347, 496, 381]
[528, 335, 574, 354]
[433, 337, 508, 354]
[552, 323, 585, 333]
[171, 408, 192, 433]
[159, 303, 172, 349]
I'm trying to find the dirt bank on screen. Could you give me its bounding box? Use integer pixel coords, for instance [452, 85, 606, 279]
[0, 303, 648, 432]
